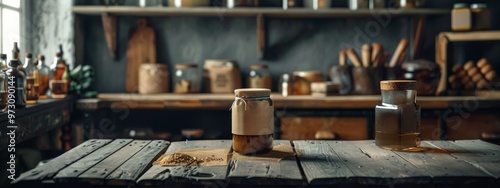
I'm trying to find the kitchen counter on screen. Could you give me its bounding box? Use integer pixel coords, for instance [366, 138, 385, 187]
[77, 91, 500, 110]
[12, 139, 500, 187]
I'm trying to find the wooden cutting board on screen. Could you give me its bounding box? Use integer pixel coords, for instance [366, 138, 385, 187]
[126, 18, 156, 93]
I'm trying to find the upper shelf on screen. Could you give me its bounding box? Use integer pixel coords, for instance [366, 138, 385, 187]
[72, 6, 450, 17]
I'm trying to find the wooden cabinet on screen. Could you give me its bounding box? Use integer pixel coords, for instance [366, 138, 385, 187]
[446, 114, 500, 140]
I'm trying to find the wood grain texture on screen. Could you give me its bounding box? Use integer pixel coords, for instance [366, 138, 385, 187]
[12, 139, 111, 184]
[394, 141, 493, 184]
[227, 140, 305, 185]
[293, 140, 354, 185]
[77, 140, 151, 185]
[76, 92, 500, 110]
[327, 141, 430, 185]
[137, 140, 232, 187]
[72, 6, 450, 17]
[125, 19, 156, 93]
[53, 139, 132, 183]
[106, 140, 170, 186]
[427, 140, 500, 180]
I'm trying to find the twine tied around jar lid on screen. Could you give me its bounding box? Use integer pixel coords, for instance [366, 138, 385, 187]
[230, 88, 273, 111]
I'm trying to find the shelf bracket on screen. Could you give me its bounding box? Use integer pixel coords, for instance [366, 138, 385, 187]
[257, 14, 265, 59]
[101, 13, 117, 60]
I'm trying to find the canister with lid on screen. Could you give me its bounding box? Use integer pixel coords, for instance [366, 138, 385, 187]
[174, 64, 201, 93]
[452, 3, 471, 31]
[470, 3, 490, 30]
[375, 80, 420, 151]
[138, 64, 169, 94]
[232, 88, 274, 155]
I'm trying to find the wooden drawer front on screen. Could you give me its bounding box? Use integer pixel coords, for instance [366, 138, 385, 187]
[280, 117, 368, 140]
[420, 117, 441, 140]
[446, 114, 500, 140]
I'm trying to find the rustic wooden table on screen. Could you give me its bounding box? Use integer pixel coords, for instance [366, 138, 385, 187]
[12, 139, 500, 187]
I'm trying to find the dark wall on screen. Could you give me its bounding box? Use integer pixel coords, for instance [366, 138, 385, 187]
[77, 0, 500, 93]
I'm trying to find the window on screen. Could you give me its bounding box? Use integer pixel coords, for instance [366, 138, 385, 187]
[0, 0, 21, 58]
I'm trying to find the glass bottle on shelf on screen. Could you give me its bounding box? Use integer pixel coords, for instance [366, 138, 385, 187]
[34, 55, 50, 98]
[11, 43, 26, 76]
[23, 53, 39, 104]
[0, 68, 6, 111]
[5, 42, 26, 109]
[49, 45, 70, 98]
[1, 54, 7, 72]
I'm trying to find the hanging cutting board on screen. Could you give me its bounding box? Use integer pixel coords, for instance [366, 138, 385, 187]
[126, 18, 156, 93]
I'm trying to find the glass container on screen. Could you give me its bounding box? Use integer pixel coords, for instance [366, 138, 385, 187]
[34, 55, 50, 98]
[375, 80, 420, 151]
[470, 3, 490, 30]
[247, 64, 272, 89]
[0, 70, 6, 111]
[349, 0, 368, 10]
[1, 54, 7, 72]
[23, 53, 39, 104]
[452, 3, 471, 31]
[232, 88, 274, 155]
[174, 64, 201, 93]
[5, 47, 26, 109]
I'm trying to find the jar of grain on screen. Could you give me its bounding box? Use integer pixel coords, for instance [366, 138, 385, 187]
[232, 88, 274, 155]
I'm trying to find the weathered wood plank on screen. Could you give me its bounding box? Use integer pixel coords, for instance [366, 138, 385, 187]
[426, 140, 500, 180]
[293, 140, 354, 185]
[53, 139, 132, 183]
[394, 141, 494, 184]
[12, 139, 111, 185]
[327, 141, 430, 185]
[228, 140, 305, 186]
[105, 140, 170, 186]
[77, 140, 151, 185]
[137, 140, 232, 187]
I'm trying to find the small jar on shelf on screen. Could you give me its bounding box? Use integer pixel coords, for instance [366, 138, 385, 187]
[174, 64, 201, 93]
[247, 64, 272, 89]
[23, 53, 39, 104]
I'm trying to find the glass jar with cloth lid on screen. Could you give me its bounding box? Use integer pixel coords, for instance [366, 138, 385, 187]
[231, 88, 274, 155]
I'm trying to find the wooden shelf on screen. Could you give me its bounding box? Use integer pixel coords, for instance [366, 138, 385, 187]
[435, 31, 500, 96]
[0, 97, 74, 150]
[76, 92, 500, 110]
[72, 6, 449, 17]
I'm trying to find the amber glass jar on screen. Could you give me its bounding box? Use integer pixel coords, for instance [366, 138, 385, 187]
[452, 3, 471, 31]
[375, 80, 420, 151]
[232, 88, 274, 155]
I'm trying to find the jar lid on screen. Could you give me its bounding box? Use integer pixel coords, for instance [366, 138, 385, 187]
[470, 3, 487, 9]
[380, 80, 416, 91]
[293, 71, 323, 77]
[175, 64, 198, 69]
[235, 88, 271, 98]
[141, 64, 167, 69]
[249, 64, 268, 69]
[453, 3, 468, 8]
